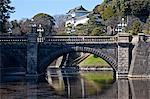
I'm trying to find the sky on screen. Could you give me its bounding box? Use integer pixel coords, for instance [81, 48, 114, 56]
[10, 0, 103, 20]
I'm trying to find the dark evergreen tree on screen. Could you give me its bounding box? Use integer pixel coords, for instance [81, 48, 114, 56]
[87, 14, 106, 36]
[131, 19, 142, 35]
[33, 13, 55, 36]
[0, 0, 15, 34]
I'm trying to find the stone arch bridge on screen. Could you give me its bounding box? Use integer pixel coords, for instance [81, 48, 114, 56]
[0, 33, 150, 78]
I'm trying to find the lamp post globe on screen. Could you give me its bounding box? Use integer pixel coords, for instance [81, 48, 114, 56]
[37, 24, 44, 37]
[30, 19, 37, 33]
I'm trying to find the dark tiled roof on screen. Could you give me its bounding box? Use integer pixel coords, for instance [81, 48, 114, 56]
[67, 5, 88, 14]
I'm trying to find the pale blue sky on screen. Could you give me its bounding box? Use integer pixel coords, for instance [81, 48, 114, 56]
[10, 0, 103, 20]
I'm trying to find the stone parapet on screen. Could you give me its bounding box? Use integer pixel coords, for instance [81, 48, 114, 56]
[117, 32, 130, 43]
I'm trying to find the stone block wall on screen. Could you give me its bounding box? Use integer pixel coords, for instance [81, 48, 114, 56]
[117, 33, 130, 77]
[118, 44, 129, 76]
[129, 42, 150, 78]
[27, 33, 38, 75]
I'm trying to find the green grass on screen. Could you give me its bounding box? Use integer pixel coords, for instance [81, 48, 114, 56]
[79, 54, 109, 67]
[81, 71, 114, 84]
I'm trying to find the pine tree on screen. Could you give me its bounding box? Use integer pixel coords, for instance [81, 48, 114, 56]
[131, 20, 142, 35]
[0, 0, 15, 33]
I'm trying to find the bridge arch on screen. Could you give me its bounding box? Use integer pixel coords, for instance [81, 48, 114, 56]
[38, 46, 117, 74]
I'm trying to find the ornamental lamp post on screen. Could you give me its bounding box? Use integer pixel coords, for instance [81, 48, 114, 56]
[120, 18, 127, 33]
[37, 24, 44, 37]
[37, 24, 44, 42]
[116, 18, 127, 34]
[30, 19, 37, 33]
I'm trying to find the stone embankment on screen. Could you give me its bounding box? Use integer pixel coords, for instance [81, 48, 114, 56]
[129, 34, 150, 78]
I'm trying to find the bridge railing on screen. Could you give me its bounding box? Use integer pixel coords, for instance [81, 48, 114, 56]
[0, 36, 27, 42]
[45, 36, 117, 43]
[0, 35, 118, 43]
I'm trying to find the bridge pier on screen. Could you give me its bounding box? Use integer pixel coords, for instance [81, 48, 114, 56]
[26, 32, 38, 76]
[117, 33, 130, 78]
[118, 79, 129, 99]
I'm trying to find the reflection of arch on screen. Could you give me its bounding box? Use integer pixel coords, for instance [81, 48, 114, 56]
[39, 46, 117, 74]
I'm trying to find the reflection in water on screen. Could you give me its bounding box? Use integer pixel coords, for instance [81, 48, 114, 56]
[0, 69, 150, 99]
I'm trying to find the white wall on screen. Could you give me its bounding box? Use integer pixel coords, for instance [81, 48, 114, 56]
[74, 17, 89, 26]
[65, 17, 89, 27]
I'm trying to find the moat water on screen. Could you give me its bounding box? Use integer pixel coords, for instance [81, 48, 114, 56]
[0, 69, 149, 99]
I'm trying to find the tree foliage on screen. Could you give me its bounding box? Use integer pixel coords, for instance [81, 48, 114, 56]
[94, 0, 150, 22]
[10, 18, 31, 35]
[0, 0, 15, 33]
[10, 13, 55, 35]
[144, 16, 150, 34]
[101, 5, 114, 21]
[124, 0, 150, 22]
[11, 20, 20, 34]
[75, 13, 106, 36]
[88, 14, 103, 34]
[131, 19, 142, 35]
[33, 13, 55, 36]
[91, 27, 105, 36]
[93, 0, 150, 35]
[53, 15, 67, 35]
[75, 24, 87, 35]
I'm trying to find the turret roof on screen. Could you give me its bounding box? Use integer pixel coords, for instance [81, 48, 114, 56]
[67, 5, 88, 14]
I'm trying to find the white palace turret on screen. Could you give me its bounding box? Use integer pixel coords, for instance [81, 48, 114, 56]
[65, 5, 90, 27]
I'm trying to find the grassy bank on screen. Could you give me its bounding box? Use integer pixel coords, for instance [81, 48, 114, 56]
[80, 71, 114, 95]
[81, 71, 114, 84]
[79, 54, 110, 67]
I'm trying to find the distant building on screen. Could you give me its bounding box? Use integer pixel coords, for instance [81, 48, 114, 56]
[65, 5, 90, 27]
